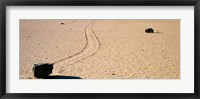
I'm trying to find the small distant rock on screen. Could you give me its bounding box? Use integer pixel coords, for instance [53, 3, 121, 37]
[61, 23, 65, 25]
[112, 73, 116, 75]
[33, 63, 53, 78]
[142, 49, 144, 51]
[145, 28, 154, 33]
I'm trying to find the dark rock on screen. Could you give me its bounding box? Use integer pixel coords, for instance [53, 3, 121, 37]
[61, 23, 65, 25]
[33, 63, 53, 78]
[145, 28, 154, 33]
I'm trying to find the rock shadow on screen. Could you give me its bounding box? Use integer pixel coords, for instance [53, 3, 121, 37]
[42, 75, 82, 79]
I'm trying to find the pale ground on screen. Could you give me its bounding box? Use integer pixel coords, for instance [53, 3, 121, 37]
[20, 20, 180, 79]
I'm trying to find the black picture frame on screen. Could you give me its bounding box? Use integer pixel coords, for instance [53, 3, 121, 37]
[0, 0, 200, 99]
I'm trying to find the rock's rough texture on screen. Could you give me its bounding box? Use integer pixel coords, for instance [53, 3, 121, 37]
[33, 63, 53, 78]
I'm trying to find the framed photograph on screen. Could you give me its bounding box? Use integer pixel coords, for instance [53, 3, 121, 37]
[1, 0, 200, 99]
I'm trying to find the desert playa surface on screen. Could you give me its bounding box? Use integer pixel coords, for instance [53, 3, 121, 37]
[20, 19, 180, 79]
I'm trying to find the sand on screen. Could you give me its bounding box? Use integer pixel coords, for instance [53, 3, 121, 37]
[20, 19, 180, 79]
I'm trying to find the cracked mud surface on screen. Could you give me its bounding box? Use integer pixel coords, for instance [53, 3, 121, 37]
[20, 20, 180, 79]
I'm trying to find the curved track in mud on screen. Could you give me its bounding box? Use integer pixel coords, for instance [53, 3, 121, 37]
[53, 20, 100, 66]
